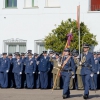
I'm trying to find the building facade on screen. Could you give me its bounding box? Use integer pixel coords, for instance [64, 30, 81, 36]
[0, 0, 100, 54]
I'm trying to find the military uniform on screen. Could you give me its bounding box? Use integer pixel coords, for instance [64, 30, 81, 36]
[21, 53, 27, 88]
[90, 52, 100, 90]
[73, 53, 84, 90]
[8, 53, 15, 88]
[0, 53, 10, 88]
[38, 51, 50, 89]
[61, 48, 75, 99]
[34, 53, 40, 89]
[81, 44, 95, 99]
[25, 53, 36, 89]
[50, 53, 61, 89]
[12, 54, 23, 89]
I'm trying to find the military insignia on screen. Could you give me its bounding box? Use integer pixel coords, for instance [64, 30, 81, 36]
[95, 60, 98, 64]
[18, 62, 20, 65]
[30, 61, 33, 65]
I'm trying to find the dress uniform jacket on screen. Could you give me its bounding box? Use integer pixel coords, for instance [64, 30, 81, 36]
[0, 57, 10, 88]
[25, 58, 36, 74]
[38, 56, 50, 72]
[81, 52, 95, 75]
[0, 57, 10, 72]
[12, 59, 23, 73]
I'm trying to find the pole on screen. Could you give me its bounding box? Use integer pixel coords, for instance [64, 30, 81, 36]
[79, 29, 80, 57]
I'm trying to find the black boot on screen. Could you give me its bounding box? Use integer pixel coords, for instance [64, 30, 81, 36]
[83, 94, 88, 99]
[62, 95, 67, 99]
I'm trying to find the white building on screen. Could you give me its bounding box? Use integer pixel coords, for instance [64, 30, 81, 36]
[0, 0, 100, 54]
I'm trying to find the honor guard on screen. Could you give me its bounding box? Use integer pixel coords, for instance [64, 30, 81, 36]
[50, 53, 61, 90]
[0, 53, 10, 88]
[8, 53, 14, 88]
[12, 54, 23, 89]
[61, 48, 75, 99]
[38, 51, 50, 89]
[80, 44, 95, 99]
[25, 52, 36, 89]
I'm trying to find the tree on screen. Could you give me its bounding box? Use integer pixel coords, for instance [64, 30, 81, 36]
[44, 19, 98, 53]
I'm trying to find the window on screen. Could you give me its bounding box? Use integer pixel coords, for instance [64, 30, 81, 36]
[5, 0, 17, 8]
[91, 0, 100, 11]
[34, 40, 47, 54]
[24, 0, 38, 8]
[8, 45, 16, 54]
[45, 0, 60, 7]
[3, 38, 27, 54]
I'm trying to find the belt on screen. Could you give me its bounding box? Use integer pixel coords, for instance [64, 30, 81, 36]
[62, 69, 72, 72]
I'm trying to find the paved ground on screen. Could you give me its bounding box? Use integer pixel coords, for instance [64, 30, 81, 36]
[0, 89, 100, 100]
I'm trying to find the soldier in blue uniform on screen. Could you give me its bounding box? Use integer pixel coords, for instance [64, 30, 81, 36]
[61, 48, 75, 99]
[38, 51, 50, 89]
[80, 44, 95, 99]
[96, 52, 100, 89]
[0, 53, 10, 88]
[8, 53, 14, 88]
[34, 53, 40, 89]
[12, 54, 23, 89]
[25, 52, 36, 89]
[90, 52, 99, 90]
[21, 53, 27, 88]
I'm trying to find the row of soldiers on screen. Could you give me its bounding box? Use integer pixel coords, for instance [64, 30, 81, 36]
[0, 48, 100, 91]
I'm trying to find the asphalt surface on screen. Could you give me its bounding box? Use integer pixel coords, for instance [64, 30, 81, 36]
[0, 89, 100, 100]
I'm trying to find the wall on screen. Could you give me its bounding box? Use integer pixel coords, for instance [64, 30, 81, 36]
[0, 0, 100, 53]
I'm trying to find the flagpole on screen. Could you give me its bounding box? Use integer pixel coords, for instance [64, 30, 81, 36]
[77, 5, 80, 58]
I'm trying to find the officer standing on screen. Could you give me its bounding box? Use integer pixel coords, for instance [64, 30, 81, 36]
[61, 48, 75, 99]
[21, 53, 26, 88]
[12, 54, 23, 89]
[90, 52, 100, 90]
[80, 44, 95, 99]
[8, 53, 14, 88]
[25, 52, 36, 89]
[38, 51, 50, 89]
[34, 53, 40, 89]
[0, 53, 10, 88]
[50, 53, 61, 90]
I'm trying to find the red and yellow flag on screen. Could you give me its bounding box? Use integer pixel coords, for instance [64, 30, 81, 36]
[65, 29, 73, 49]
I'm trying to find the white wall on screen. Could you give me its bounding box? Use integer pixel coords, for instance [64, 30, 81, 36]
[0, 0, 100, 53]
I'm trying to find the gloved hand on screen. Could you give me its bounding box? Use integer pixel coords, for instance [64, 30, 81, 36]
[97, 71, 99, 74]
[38, 72, 40, 74]
[19, 72, 22, 74]
[90, 73, 94, 77]
[6, 70, 9, 73]
[72, 75, 75, 79]
[33, 72, 35, 74]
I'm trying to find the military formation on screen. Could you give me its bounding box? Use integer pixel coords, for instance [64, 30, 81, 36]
[0, 44, 100, 99]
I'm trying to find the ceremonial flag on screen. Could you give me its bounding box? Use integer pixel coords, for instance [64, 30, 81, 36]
[77, 5, 80, 29]
[65, 29, 73, 48]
